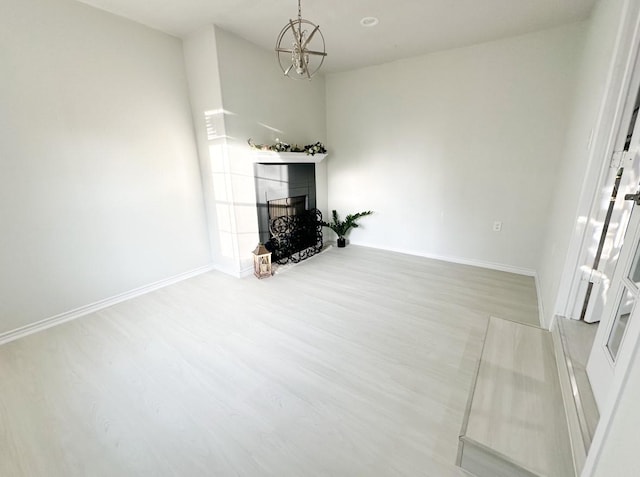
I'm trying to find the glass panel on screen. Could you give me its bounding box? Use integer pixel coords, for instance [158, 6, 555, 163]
[581, 167, 624, 319]
[628, 238, 640, 286]
[624, 87, 640, 150]
[607, 287, 634, 361]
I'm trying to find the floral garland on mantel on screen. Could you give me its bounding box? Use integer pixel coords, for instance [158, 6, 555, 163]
[248, 138, 327, 156]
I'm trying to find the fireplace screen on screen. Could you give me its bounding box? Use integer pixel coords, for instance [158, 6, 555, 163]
[268, 203, 322, 265]
[268, 195, 307, 221]
[254, 163, 321, 265]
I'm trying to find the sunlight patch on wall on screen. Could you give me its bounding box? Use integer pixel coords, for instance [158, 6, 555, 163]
[204, 109, 234, 141]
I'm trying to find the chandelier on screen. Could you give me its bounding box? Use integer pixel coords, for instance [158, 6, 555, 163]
[275, 0, 327, 79]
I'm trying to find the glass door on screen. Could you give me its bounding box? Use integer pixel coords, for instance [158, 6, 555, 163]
[587, 190, 640, 409]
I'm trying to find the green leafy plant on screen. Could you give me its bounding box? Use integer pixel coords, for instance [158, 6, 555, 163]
[248, 138, 327, 156]
[321, 210, 373, 239]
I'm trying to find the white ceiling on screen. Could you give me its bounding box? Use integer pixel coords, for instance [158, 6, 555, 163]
[76, 0, 598, 73]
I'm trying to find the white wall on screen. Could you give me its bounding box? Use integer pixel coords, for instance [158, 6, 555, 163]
[538, 0, 633, 327]
[182, 26, 233, 273]
[215, 27, 328, 220]
[325, 24, 585, 274]
[215, 28, 327, 150]
[0, 0, 211, 334]
[536, 2, 640, 475]
[184, 26, 327, 275]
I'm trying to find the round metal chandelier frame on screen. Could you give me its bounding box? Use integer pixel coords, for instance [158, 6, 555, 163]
[275, 0, 327, 80]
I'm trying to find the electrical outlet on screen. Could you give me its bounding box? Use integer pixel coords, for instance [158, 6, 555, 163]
[493, 221, 502, 232]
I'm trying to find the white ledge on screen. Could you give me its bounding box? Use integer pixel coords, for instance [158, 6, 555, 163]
[249, 151, 327, 164]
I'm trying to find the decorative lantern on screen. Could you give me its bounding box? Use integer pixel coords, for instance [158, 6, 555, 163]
[252, 243, 273, 279]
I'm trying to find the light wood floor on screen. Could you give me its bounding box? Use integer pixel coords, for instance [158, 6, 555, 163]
[462, 317, 574, 476]
[0, 246, 540, 476]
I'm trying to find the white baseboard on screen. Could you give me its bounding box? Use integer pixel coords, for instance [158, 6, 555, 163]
[534, 273, 547, 329]
[4, 245, 540, 346]
[0, 264, 214, 346]
[212, 263, 254, 278]
[352, 242, 537, 277]
[239, 266, 254, 278]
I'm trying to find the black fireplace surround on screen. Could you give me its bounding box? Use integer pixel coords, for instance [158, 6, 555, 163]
[254, 163, 323, 264]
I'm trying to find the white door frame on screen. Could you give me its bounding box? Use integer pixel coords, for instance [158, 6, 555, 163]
[586, 187, 640, 409]
[583, 250, 640, 477]
[553, 1, 640, 475]
[558, 1, 640, 323]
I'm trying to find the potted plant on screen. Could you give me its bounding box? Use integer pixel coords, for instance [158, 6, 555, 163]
[321, 210, 373, 247]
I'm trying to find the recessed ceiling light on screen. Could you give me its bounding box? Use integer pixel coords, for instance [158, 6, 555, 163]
[360, 17, 379, 27]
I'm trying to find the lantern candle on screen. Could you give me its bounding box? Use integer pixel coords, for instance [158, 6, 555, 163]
[252, 243, 272, 279]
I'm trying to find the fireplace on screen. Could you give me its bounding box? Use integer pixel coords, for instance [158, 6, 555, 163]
[254, 163, 323, 264]
[268, 195, 307, 220]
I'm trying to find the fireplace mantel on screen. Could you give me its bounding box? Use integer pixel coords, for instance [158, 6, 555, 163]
[249, 151, 327, 164]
